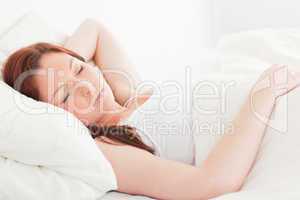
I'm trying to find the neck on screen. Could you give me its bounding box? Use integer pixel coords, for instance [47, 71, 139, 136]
[96, 93, 153, 126]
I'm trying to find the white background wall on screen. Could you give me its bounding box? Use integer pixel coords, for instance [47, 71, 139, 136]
[1, 0, 216, 82]
[4, 0, 300, 81]
[211, 0, 300, 45]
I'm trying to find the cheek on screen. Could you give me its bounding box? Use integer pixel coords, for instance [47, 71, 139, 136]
[70, 93, 93, 110]
[65, 95, 100, 124]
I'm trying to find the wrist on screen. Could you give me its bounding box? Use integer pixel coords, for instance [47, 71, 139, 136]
[250, 82, 276, 103]
[248, 87, 276, 120]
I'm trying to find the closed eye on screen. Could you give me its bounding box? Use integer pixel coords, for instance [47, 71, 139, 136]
[63, 93, 70, 103]
[77, 65, 84, 75]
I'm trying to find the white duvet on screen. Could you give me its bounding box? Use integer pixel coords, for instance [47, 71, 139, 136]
[98, 29, 300, 200]
[2, 12, 300, 199]
[192, 29, 300, 200]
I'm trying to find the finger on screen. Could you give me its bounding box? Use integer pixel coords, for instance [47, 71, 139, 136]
[286, 73, 300, 91]
[269, 65, 288, 86]
[289, 71, 300, 85]
[287, 83, 300, 94]
[276, 64, 287, 68]
[270, 64, 286, 71]
[290, 71, 300, 79]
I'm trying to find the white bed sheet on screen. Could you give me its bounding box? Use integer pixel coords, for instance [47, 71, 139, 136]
[98, 191, 154, 200]
[7, 10, 300, 200]
[192, 29, 300, 200]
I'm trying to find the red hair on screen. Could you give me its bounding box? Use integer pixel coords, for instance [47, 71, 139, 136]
[2, 42, 85, 100]
[2, 42, 155, 154]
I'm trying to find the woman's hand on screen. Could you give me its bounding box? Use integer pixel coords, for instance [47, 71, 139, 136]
[251, 64, 300, 102]
[200, 65, 300, 192]
[64, 19, 143, 106]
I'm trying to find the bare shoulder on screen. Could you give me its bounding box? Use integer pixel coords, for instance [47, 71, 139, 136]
[94, 138, 156, 195]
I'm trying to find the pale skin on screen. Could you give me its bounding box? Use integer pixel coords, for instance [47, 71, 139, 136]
[34, 19, 300, 199]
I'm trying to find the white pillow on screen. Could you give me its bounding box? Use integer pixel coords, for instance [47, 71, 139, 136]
[0, 11, 68, 81]
[192, 72, 300, 198]
[0, 11, 118, 199]
[0, 51, 6, 80]
[216, 29, 300, 74]
[0, 11, 67, 54]
[0, 6, 31, 37]
[0, 80, 117, 199]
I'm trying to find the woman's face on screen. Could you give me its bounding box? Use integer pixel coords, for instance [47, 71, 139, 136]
[34, 52, 117, 125]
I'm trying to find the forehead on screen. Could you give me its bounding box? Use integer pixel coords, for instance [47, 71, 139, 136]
[39, 52, 72, 70]
[34, 52, 73, 103]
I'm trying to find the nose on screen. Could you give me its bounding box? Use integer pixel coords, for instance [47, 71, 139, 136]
[66, 78, 95, 98]
[77, 85, 91, 97]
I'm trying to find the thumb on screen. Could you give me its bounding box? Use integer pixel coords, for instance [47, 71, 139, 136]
[290, 71, 300, 87]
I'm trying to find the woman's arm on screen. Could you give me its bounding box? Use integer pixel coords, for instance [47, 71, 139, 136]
[96, 138, 235, 200]
[63, 19, 145, 106]
[201, 65, 300, 190]
[95, 65, 300, 199]
[200, 84, 275, 190]
[95, 84, 275, 200]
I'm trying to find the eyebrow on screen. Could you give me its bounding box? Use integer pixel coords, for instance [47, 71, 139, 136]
[50, 58, 73, 103]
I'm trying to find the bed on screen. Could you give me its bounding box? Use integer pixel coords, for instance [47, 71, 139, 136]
[2, 5, 300, 199]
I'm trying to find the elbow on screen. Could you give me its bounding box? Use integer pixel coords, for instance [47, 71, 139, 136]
[213, 176, 244, 196]
[219, 181, 243, 194]
[199, 162, 246, 198]
[203, 169, 244, 197]
[201, 178, 242, 199]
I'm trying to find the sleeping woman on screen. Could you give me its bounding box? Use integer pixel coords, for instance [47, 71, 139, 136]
[2, 19, 300, 200]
